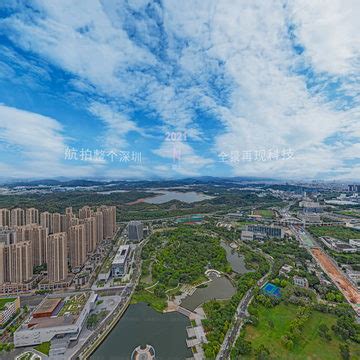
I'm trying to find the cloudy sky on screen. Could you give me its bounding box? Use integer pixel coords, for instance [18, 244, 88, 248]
[0, 0, 359, 180]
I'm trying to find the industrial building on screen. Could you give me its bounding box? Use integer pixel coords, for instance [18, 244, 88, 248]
[246, 225, 284, 239]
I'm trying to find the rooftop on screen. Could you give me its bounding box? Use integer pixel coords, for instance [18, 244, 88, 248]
[33, 298, 61, 317]
[113, 245, 130, 265]
[25, 293, 90, 329]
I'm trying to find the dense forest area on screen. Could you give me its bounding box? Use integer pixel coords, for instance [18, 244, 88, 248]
[0, 191, 153, 212]
[141, 227, 230, 289]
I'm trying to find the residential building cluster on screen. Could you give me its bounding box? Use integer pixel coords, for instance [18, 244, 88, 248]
[0, 205, 116, 294]
[348, 184, 360, 193]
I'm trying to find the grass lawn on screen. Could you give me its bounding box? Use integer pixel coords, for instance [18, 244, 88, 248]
[34, 341, 51, 356]
[308, 225, 360, 241]
[236, 221, 257, 229]
[17, 352, 33, 360]
[131, 290, 167, 312]
[58, 293, 87, 316]
[0, 297, 16, 311]
[243, 303, 360, 360]
[337, 210, 360, 218]
[254, 209, 275, 218]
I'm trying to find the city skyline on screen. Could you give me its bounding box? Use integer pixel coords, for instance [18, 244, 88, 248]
[0, 1, 359, 181]
[0, 204, 116, 293]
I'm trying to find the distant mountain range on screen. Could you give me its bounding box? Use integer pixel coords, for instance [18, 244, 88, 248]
[1, 176, 281, 188]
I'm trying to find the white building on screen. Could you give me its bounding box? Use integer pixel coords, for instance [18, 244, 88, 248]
[293, 276, 309, 288]
[345, 268, 360, 287]
[279, 264, 293, 277]
[349, 239, 360, 248]
[0, 297, 20, 326]
[241, 230, 254, 241]
[14, 292, 97, 348]
[112, 245, 130, 278]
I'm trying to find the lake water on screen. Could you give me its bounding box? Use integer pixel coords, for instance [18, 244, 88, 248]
[221, 241, 252, 274]
[179, 243, 251, 311]
[97, 190, 129, 194]
[180, 275, 236, 311]
[92, 302, 192, 360]
[143, 191, 214, 204]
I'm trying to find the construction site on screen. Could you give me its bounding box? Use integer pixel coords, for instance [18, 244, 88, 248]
[311, 247, 360, 315]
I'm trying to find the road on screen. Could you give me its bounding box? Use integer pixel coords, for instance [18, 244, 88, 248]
[216, 288, 254, 360]
[216, 252, 273, 360]
[290, 224, 317, 248]
[73, 229, 152, 359]
[290, 225, 360, 316]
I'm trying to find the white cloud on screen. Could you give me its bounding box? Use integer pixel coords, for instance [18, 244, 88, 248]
[200, 0, 360, 179]
[153, 140, 213, 176]
[289, 0, 360, 76]
[0, 103, 64, 158]
[0, 104, 98, 178]
[0, 1, 209, 155]
[0, 0, 359, 179]
[89, 102, 140, 148]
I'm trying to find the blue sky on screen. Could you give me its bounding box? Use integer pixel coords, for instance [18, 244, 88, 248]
[0, 0, 359, 180]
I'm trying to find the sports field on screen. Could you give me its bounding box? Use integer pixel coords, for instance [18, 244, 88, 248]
[262, 283, 281, 298]
[243, 303, 360, 359]
[253, 209, 275, 218]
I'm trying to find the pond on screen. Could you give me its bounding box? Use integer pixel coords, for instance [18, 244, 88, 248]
[92, 302, 192, 360]
[221, 241, 252, 274]
[180, 275, 236, 312]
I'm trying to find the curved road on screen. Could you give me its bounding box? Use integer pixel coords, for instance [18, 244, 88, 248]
[216, 252, 273, 360]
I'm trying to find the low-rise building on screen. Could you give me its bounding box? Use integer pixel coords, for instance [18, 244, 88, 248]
[345, 268, 360, 288]
[298, 213, 321, 223]
[0, 277, 40, 295]
[246, 225, 284, 239]
[241, 230, 254, 241]
[14, 292, 97, 348]
[226, 212, 244, 220]
[293, 276, 309, 288]
[320, 236, 358, 253]
[0, 296, 20, 326]
[349, 239, 360, 248]
[279, 264, 293, 277]
[112, 245, 130, 278]
[38, 275, 73, 291]
[299, 201, 323, 213]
